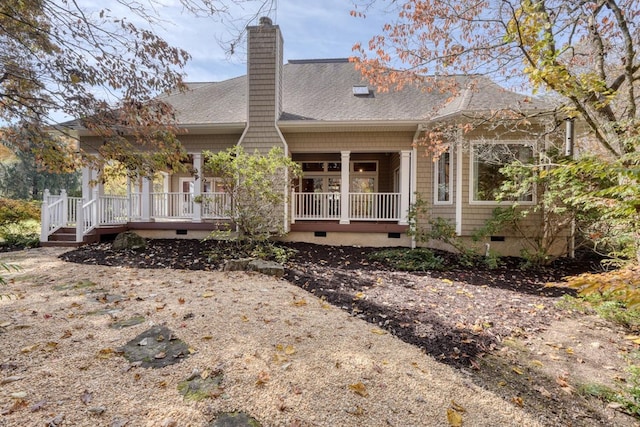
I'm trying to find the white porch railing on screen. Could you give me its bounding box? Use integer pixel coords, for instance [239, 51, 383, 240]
[200, 192, 232, 219]
[40, 190, 83, 242]
[43, 189, 402, 243]
[150, 192, 192, 218]
[292, 192, 401, 222]
[293, 192, 341, 220]
[349, 192, 401, 220]
[129, 192, 231, 220]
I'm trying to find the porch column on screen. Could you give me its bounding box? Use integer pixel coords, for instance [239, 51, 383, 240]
[81, 166, 93, 201]
[192, 153, 202, 223]
[141, 177, 151, 221]
[399, 150, 412, 225]
[340, 151, 350, 224]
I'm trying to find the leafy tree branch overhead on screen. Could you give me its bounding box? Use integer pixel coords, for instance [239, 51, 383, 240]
[351, 0, 639, 157]
[0, 0, 272, 175]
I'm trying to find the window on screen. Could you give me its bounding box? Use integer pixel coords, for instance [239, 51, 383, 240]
[298, 162, 342, 193]
[350, 161, 377, 192]
[471, 142, 534, 203]
[434, 149, 452, 204]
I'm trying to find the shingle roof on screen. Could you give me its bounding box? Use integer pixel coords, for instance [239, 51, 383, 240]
[159, 59, 551, 126]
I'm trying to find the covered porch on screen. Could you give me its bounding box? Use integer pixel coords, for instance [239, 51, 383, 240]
[40, 149, 416, 244]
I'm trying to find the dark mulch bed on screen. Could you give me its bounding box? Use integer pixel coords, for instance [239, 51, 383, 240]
[58, 239, 597, 369]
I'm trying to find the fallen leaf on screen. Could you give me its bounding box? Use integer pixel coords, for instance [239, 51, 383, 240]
[80, 390, 93, 405]
[292, 298, 307, 307]
[512, 396, 524, 407]
[348, 382, 369, 397]
[241, 315, 249, 322]
[530, 359, 544, 367]
[1, 399, 27, 415]
[512, 367, 524, 375]
[346, 405, 365, 416]
[10, 391, 27, 399]
[256, 370, 270, 386]
[536, 386, 552, 398]
[29, 399, 47, 412]
[354, 292, 365, 300]
[178, 297, 185, 304]
[446, 408, 463, 426]
[285, 345, 296, 355]
[97, 348, 115, 359]
[450, 400, 466, 413]
[202, 292, 214, 298]
[201, 335, 213, 340]
[20, 344, 39, 353]
[61, 330, 73, 339]
[371, 328, 387, 335]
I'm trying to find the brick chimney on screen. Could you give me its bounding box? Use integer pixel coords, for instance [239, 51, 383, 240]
[239, 16, 287, 152]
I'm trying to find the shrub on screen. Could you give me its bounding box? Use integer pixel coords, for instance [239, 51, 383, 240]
[369, 248, 445, 271]
[553, 265, 640, 311]
[0, 198, 40, 224]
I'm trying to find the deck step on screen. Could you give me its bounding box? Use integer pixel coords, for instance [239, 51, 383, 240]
[44, 228, 94, 247]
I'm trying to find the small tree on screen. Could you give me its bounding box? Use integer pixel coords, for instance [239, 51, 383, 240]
[204, 146, 301, 244]
[0, 140, 80, 200]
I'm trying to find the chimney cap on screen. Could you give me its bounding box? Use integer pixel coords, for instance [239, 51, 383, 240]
[259, 16, 273, 26]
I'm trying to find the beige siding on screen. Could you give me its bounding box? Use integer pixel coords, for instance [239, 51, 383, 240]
[178, 134, 239, 153]
[285, 131, 415, 152]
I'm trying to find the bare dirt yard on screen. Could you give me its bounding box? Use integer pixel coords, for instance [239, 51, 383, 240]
[1, 240, 639, 427]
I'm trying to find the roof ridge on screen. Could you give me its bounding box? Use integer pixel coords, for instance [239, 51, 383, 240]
[288, 58, 350, 64]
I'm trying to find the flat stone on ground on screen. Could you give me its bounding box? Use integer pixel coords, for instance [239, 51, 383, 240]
[120, 325, 190, 368]
[222, 258, 254, 272]
[209, 412, 261, 427]
[246, 259, 284, 277]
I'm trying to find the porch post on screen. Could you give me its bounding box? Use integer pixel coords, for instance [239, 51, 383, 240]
[40, 189, 50, 243]
[81, 167, 92, 201]
[399, 150, 412, 225]
[340, 151, 350, 224]
[126, 176, 132, 221]
[92, 188, 99, 226]
[141, 177, 151, 221]
[192, 153, 202, 223]
[60, 189, 68, 226]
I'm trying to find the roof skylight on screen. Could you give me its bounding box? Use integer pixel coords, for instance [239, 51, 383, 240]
[352, 85, 371, 96]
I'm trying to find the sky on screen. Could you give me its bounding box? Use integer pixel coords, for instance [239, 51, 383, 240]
[139, 0, 391, 82]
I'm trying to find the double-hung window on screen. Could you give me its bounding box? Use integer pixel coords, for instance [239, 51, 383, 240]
[434, 148, 452, 204]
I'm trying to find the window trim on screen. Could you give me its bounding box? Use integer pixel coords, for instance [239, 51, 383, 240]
[468, 140, 536, 206]
[434, 147, 453, 205]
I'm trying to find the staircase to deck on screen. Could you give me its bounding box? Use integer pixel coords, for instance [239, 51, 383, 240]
[40, 226, 128, 248]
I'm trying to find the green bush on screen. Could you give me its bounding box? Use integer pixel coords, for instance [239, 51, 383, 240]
[0, 198, 40, 224]
[369, 248, 445, 271]
[0, 199, 41, 249]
